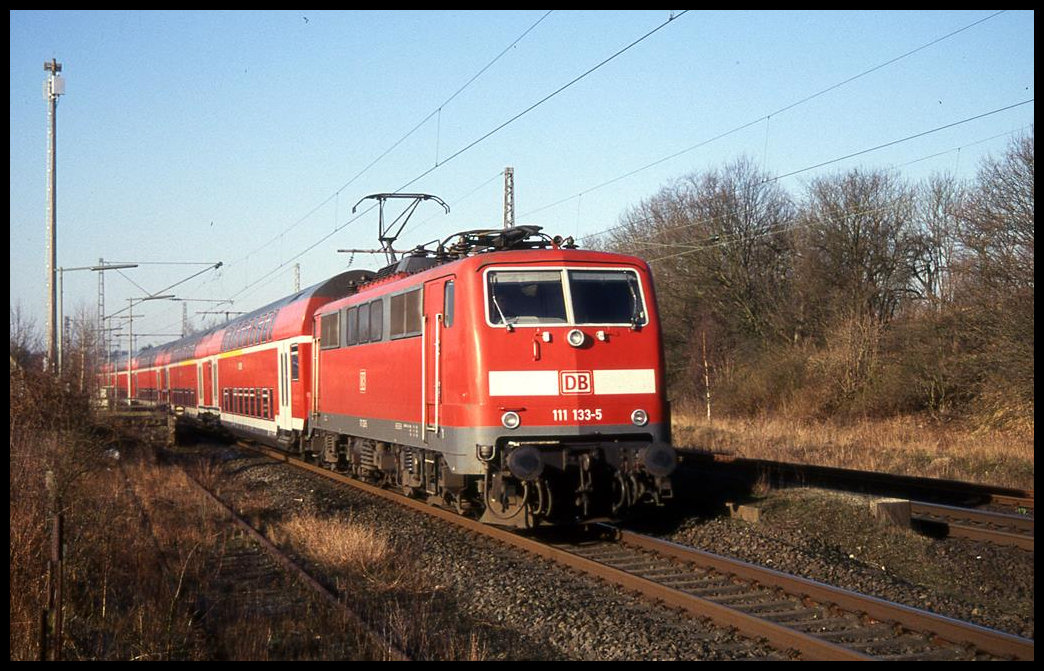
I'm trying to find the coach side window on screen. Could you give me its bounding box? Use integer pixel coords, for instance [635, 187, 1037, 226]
[290, 344, 299, 381]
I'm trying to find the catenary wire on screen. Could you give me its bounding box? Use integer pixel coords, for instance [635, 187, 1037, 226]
[522, 10, 1010, 223]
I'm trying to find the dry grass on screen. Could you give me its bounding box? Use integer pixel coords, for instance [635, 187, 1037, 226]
[672, 409, 1034, 490]
[10, 368, 362, 660]
[274, 512, 399, 586]
[11, 369, 489, 660]
[269, 511, 491, 660]
[10, 433, 211, 660]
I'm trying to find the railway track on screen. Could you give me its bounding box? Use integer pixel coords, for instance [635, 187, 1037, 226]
[175, 461, 411, 661]
[680, 452, 1034, 550]
[112, 447, 404, 660]
[242, 442, 1034, 661]
[556, 528, 1033, 661]
[910, 501, 1034, 551]
[682, 452, 1034, 511]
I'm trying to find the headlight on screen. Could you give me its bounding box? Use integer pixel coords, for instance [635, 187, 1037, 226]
[631, 408, 648, 426]
[501, 411, 521, 429]
[567, 329, 586, 347]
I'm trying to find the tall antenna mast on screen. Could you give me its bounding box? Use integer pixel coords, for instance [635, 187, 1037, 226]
[503, 167, 515, 229]
[44, 58, 65, 372]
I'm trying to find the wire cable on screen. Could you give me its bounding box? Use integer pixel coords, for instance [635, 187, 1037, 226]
[231, 11, 555, 270]
[221, 11, 692, 307]
[393, 11, 691, 193]
[523, 10, 1010, 222]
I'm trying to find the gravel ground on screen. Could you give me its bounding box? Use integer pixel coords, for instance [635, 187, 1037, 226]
[182, 445, 785, 660]
[175, 442, 1033, 660]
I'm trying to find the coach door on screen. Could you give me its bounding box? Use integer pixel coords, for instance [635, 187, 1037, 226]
[201, 361, 214, 408]
[423, 276, 453, 440]
[210, 359, 219, 410]
[196, 363, 204, 410]
[277, 341, 293, 433]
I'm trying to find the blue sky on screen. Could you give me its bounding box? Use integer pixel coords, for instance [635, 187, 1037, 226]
[10, 10, 1034, 350]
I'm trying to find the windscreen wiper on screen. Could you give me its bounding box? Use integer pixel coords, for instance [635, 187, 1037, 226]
[628, 278, 644, 330]
[489, 277, 515, 328]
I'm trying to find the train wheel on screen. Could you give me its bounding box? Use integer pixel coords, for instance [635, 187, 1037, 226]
[482, 481, 529, 526]
[441, 489, 466, 515]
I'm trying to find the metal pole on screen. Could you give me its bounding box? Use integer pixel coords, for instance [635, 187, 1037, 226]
[56, 267, 63, 375]
[98, 258, 105, 363]
[123, 294, 175, 404]
[127, 300, 133, 404]
[57, 262, 136, 378]
[43, 469, 63, 661]
[44, 59, 63, 373]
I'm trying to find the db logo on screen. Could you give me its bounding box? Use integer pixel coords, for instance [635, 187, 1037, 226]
[560, 370, 593, 395]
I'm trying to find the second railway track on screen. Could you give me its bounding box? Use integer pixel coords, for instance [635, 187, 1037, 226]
[680, 452, 1034, 551]
[910, 501, 1034, 551]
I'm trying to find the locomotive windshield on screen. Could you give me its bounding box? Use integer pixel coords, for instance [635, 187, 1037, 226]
[487, 268, 646, 326]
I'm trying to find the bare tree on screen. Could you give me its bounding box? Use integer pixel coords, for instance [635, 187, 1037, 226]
[605, 158, 796, 405]
[950, 131, 1034, 418]
[598, 142, 1033, 423]
[909, 174, 965, 309]
[10, 302, 43, 370]
[676, 158, 797, 344]
[61, 304, 103, 393]
[795, 168, 919, 335]
[957, 131, 1034, 294]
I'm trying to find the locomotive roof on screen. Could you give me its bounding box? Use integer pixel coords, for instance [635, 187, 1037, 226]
[316, 244, 650, 315]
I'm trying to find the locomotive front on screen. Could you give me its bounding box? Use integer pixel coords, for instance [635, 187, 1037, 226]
[470, 250, 676, 526]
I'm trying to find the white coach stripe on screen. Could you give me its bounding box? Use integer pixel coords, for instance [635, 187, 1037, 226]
[489, 370, 559, 396]
[593, 368, 656, 395]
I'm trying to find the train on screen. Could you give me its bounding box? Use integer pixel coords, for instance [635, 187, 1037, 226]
[101, 225, 676, 527]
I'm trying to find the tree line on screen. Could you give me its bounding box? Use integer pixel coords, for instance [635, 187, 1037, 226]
[597, 131, 1033, 429]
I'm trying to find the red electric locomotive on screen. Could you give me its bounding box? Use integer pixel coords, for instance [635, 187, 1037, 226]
[103, 225, 675, 527]
[309, 226, 676, 526]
